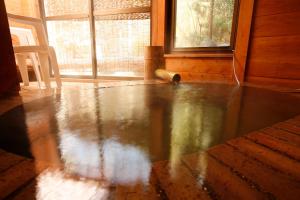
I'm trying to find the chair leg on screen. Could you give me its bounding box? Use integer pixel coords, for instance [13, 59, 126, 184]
[15, 54, 29, 86]
[38, 52, 51, 88]
[49, 47, 62, 88]
[30, 53, 42, 89]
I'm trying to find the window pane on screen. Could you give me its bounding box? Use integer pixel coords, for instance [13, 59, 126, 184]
[175, 0, 235, 48]
[94, 0, 150, 10]
[44, 0, 88, 16]
[4, 0, 40, 18]
[47, 20, 92, 76]
[95, 13, 150, 77]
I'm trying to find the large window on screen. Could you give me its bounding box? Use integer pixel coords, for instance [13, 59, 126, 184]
[43, 0, 150, 77]
[167, 0, 238, 52]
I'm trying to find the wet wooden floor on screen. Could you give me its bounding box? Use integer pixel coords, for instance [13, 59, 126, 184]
[1, 115, 300, 199]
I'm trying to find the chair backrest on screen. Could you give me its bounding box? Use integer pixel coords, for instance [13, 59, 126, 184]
[7, 13, 48, 47]
[10, 26, 36, 46]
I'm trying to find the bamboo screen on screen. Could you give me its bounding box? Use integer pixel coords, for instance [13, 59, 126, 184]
[95, 13, 150, 77]
[47, 19, 93, 76]
[94, 0, 151, 77]
[4, 0, 40, 18]
[94, 0, 151, 10]
[44, 0, 89, 16]
[44, 0, 150, 77]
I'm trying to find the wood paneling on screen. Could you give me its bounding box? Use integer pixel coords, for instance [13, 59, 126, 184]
[151, 0, 165, 46]
[165, 57, 233, 82]
[255, 0, 300, 16]
[0, 1, 20, 95]
[246, 0, 300, 87]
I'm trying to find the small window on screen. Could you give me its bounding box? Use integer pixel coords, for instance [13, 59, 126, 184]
[167, 0, 238, 52]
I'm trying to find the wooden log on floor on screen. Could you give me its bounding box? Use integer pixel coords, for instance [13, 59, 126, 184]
[208, 144, 300, 200]
[245, 131, 300, 161]
[227, 137, 300, 180]
[182, 152, 268, 200]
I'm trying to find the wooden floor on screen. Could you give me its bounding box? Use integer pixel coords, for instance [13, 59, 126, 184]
[1, 115, 300, 199]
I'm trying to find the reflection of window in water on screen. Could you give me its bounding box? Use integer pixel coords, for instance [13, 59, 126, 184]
[59, 130, 151, 185]
[37, 169, 109, 200]
[169, 87, 224, 177]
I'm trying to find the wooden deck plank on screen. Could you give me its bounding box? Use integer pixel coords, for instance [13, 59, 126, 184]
[261, 127, 300, 147]
[8, 180, 36, 200]
[0, 160, 36, 199]
[152, 160, 211, 200]
[113, 181, 160, 200]
[227, 137, 300, 180]
[286, 118, 300, 127]
[245, 131, 300, 161]
[273, 122, 300, 135]
[208, 144, 300, 200]
[0, 150, 25, 172]
[182, 152, 268, 200]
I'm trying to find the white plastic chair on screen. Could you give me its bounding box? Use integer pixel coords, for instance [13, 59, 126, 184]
[8, 13, 61, 89]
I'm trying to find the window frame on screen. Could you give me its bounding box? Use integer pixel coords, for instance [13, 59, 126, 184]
[40, 0, 151, 78]
[165, 0, 240, 53]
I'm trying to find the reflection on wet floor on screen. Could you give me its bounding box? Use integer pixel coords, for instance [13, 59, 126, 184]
[1, 83, 300, 199]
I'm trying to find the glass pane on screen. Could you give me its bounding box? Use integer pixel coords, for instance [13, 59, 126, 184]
[175, 0, 235, 48]
[94, 0, 150, 10]
[47, 20, 92, 76]
[95, 13, 150, 77]
[44, 0, 88, 16]
[4, 0, 40, 18]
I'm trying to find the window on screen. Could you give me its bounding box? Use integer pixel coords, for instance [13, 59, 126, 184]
[43, 0, 150, 77]
[167, 0, 238, 52]
[4, 0, 40, 18]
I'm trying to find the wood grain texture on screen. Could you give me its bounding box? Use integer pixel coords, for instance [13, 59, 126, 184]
[227, 137, 300, 180]
[165, 57, 233, 82]
[246, 0, 300, 86]
[233, 0, 255, 82]
[208, 144, 300, 200]
[151, 0, 165, 46]
[182, 152, 268, 200]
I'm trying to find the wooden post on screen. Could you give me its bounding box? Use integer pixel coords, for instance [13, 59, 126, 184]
[0, 1, 20, 95]
[233, 0, 255, 83]
[144, 46, 164, 80]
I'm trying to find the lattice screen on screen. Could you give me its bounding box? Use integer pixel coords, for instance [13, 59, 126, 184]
[95, 13, 150, 76]
[47, 20, 92, 76]
[44, 0, 89, 16]
[94, 0, 150, 10]
[4, 0, 40, 18]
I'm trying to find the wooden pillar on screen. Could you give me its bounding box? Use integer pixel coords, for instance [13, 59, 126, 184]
[233, 0, 255, 82]
[0, 1, 19, 95]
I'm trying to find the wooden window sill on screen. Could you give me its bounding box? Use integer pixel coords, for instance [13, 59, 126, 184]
[164, 53, 233, 58]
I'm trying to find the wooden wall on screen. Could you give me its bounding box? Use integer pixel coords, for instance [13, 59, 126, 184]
[0, 1, 19, 96]
[246, 0, 300, 88]
[164, 56, 233, 82]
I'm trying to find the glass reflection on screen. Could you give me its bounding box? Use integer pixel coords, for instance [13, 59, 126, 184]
[169, 85, 223, 176]
[37, 169, 109, 200]
[59, 131, 151, 184]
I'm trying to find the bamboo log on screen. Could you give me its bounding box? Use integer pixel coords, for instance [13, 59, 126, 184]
[155, 69, 181, 83]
